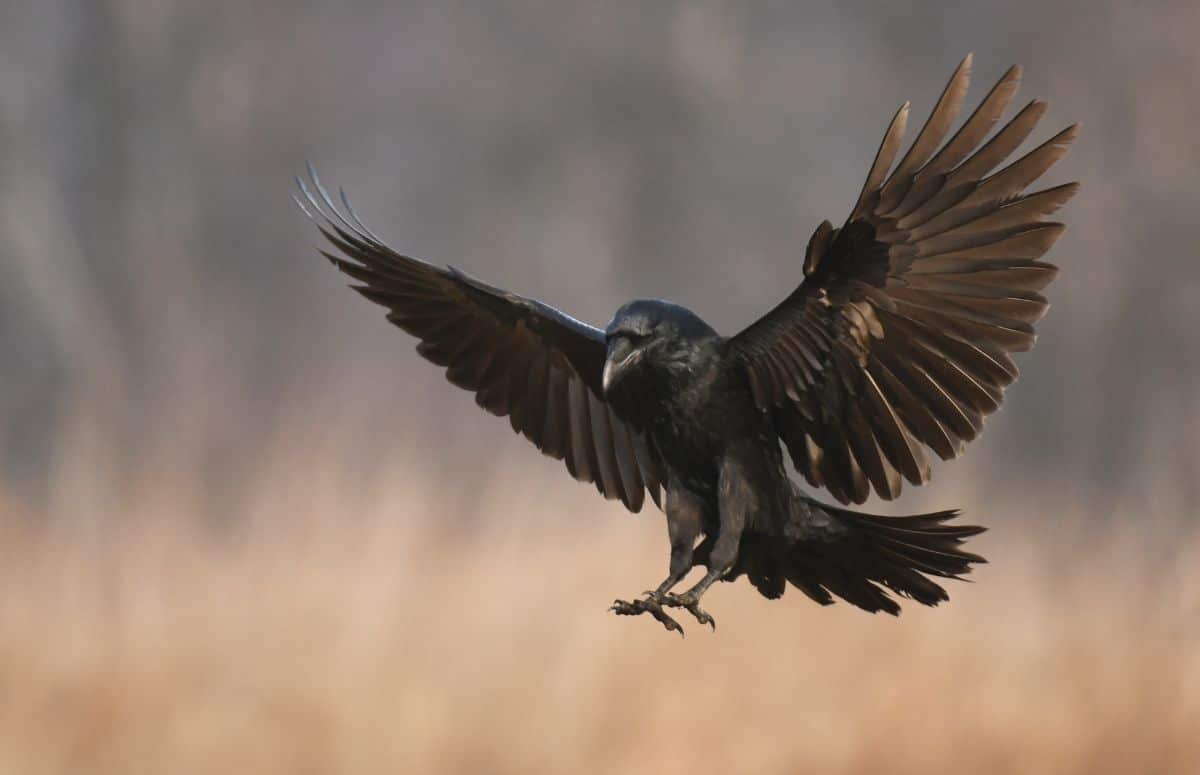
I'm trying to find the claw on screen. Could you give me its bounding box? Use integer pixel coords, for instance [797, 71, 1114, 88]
[662, 593, 717, 631]
[609, 596, 685, 636]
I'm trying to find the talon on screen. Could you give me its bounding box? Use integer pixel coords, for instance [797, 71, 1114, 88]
[610, 599, 639, 616]
[657, 610, 685, 637]
[659, 593, 716, 631]
[608, 594, 686, 635]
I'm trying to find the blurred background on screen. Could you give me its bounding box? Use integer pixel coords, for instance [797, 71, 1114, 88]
[1, 0, 1198, 772]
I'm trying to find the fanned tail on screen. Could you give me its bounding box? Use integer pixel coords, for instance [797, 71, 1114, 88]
[783, 506, 986, 615]
[715, 503, 987, 615]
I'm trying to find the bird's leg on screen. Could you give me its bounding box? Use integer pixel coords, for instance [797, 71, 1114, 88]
[649, 566, 689, 599]
[648, 527, 712, 628]
[662, 454, 752, 630]
[610, 480, 707, 635]
[652, 484, 703, 592]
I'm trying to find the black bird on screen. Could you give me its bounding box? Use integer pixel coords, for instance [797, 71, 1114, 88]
[298, 56, 1077, 634]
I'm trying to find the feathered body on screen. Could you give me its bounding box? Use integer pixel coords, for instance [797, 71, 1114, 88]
[603, 301, 981, 614]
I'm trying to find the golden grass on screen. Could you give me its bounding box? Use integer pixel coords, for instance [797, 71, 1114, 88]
[1, 449, 1198, 775]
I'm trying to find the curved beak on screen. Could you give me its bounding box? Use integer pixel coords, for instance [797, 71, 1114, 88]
[602, 337, 641, 396]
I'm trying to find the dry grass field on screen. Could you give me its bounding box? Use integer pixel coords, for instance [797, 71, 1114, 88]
[1, 428, 1197, 775]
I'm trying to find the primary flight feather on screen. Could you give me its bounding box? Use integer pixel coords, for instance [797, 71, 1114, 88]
[299, 55, 1076, 634]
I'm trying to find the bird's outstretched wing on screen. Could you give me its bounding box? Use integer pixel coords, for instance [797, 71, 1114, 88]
[729, 55, 1078, 505]
[297, 168, 663, 511]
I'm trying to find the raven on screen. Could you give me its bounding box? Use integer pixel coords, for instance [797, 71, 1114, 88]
[298, 55, 1077, 634]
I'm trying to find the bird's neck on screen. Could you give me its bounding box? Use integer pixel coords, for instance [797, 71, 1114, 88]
[637, 337, 727, 418]
[606, 336, 725, 428]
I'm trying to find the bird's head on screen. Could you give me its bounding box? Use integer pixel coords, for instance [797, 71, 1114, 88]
[601, 300, 717, 396]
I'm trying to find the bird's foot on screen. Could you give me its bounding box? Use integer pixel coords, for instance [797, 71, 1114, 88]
[609, 596, 684, 636]
[662, 592, 716, 630]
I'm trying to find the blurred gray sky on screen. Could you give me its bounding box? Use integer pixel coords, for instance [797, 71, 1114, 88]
[1, 0, 1198, 522]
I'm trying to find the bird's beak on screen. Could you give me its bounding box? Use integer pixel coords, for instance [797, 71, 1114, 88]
[602, 337, 641, 396]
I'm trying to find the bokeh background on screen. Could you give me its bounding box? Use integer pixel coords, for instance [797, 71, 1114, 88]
[2, 1, 1198, 772]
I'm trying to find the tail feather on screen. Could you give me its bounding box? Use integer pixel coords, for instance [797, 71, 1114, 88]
[702, 504, 986, 615]
[781, 506, 986, 615]
[810, 565, 905, 614]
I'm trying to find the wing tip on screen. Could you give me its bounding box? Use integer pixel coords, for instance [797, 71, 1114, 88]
[1063, 125, 1081, 153]
[953, 53, 973, 88]
[1023, 97, 1050, 117]
[1054, 122, 1081, 145]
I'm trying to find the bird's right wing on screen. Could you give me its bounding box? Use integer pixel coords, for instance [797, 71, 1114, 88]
[729, 56, 1077, 505]
[297, 169, 664, 512]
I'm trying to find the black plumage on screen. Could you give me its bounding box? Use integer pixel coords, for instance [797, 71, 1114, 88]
[299, 56, 1076, 633]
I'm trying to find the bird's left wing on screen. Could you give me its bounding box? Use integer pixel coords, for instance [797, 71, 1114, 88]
[297, 170, 663, 512]
[729, 56, 1077, 505]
